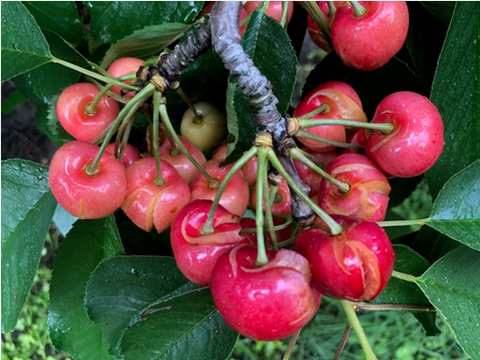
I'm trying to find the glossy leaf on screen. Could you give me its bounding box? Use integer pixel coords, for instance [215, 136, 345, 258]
[87, 2, 203, 45]
[119, 287, 239, 360]
[45, 95, 75, 146]
[85, 256, 197, 354]
[1, 160, 57, 332]
[427, 2, 480, 197]
[1, 1, 53, 81]
[416, 246, 480, 358]
[101, 22, 191, 68]
[426, 160, 480, 251]
[23, 1, 84, 45]
[374, 245, 430, 306]
[420, 1, 455, 25]
[48, 216, 124, 360]
[243, 10, 298, 115]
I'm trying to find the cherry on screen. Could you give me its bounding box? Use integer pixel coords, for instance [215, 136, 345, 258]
[121, 157, 190, 233]
[295, 216, 395, 302]
[210, 244, 321, 340]
[365, 91, 445, 177]
[331, 1, 409, 71]
[240, 217, 292, 245]
[318, 153, 391, 222]
[106, 57, 144, 97]
[56, 83, 120, 143]
[105, 143, 141, 168]
[243, 1, 294, 25]
[48, 141, 127, 219]
[170, 200, 249, 286]
[249, 178, 292, 216]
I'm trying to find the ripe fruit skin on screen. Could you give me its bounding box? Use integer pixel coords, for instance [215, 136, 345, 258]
[49, 141, 127, 219]
[249, 178, 291, 216]
[180, 102, 227, 152]
[190, 159, 249, 217]
[170, 200, 249, 286]
[244, 1, 294, 25]
[295, 216, 395, 302]
[210, 244, 321, 341]
[107, 57, 144, 97]
[121, 158, 190, 233]
[56, 83, 120, 143]
[315, 80, 363, 109]
[318, 153, 391, 222]
[366, 91, 444, 177]
[331, 1, 409, 71]
[105, 143, 141, 168]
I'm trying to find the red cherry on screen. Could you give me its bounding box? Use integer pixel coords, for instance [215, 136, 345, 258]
[48, 141, 126, 219]
[243, 1, 294, 24]
[107, 57, 144, 98]
[249, 178, 292, 216]
[56, 83, 120, 143]
[210, 244, 321, 340]
[170, 200, 249, 286]
[105, 143, 141, 168]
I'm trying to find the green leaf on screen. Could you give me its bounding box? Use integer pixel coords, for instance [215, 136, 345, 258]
[119, 287, 239, 360]
[101, 22, 191, 68]
[1, 1, 53, 81]
[374, 245, 430, 306]
[425, 160, 480, 251]
[85, 256, 197, 354]
[87, 2, 203, 45]
[409, 226, 461, 264]
[23, 1, 84, 46]
[48, 216, 124, 360]
[427, 2, 480, 197]
[420, 1, 455, 25]
[243, 10, 298, 115]
[416, 246, 480, 358]
[1, 88, 27, 115]
[1, 160, 57, 332]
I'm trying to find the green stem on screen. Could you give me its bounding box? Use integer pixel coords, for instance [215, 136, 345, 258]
[327, 1, 337, 17]
[152, 91, 166, 186]
[350, 1, 367, 16]
[118, 120, 134, 162]
[283, 328, 301, 360]
[255, 147, 269, 266]
[113, 105, 137, 158]
[300, 119, 394, 134]
[334, 324, 352, 360]
[300, 1, 331, 39]
[392, 270, 420, 284]
[280, 1, 289, 27]
[87, 78, 130, 104]
[159, 103, 216, 185]
[296, 129, 363, 150]
[340, 300, 378, 360]
[201, 147, 258, 235]
[298, 103, 330, 120]
[358, 303, 433, 312]
[86, 84, 155, 174]
[290, 147, 350, 194]
[376, 218, 429, 228]
[85, 83, 114, 115]
[53, 58, 139, 90]
[267, 150, 344, 235]
[176, 87, 201, 121]
[263, 167, 278, 251]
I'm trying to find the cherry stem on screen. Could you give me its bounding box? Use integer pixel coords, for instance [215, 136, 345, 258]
[289, 147, 350, 194]
[255, 147, 269, 266]
[201, 146, 259, 235]
[357, 303, 434, 312]
[240, 216, 292, 233]
[263, 167, 278, 251]
[340, 300, 378, 360]
[53, 58, 139, 91]
[118, 120, 134, 162]
[298, 103, 330, 120]
[152, 91, 166, 186]
[296, 129, 363, 150]
[158, 102, 217, 185]
[266, 149, 344, 236]
[86, 84, 155, 175]
[114, 108, 136, 161]
[85, 83, 113, 115]
[334, 324, 352, 360]
[87, 78, 130, 104]
[300, 1, 331, 39]
[376, 218, 429, 228]
[283, 328, 302, 360]
[175, 86, 201, 122]
[391, 270, 420, 284]
[280, 1, 289, 27]
[327, 1, 337, 17]
[299, 118, 395, 135]
[349, 1, 367, 17]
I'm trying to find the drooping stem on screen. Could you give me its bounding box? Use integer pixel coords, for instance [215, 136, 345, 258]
[283, 328, 302, 360]
[377, 218, 429, 228]
[255, 147, 269, 266]
[300, 1, 331, 39]
[298, 118, 395, 134]
[152, 91, 166, 186]
[350, 1, 367, 17]
[298, 103, 330, 120]
[263, 164, 278, 251]
[357, 303, 434, 312]
[391, 270, 420, 284]
[334, 324, 352, 360]
[296, 129, 363, 150]
[176, 86, 201, 121]
[340, 300, 378, 360]
[280, 1, 290, 27]
[85, 83, 114, 115]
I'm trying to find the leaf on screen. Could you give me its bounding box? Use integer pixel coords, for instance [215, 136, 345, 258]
[85, 256, 197, 354]
[1, 160, 57, 332]
[409, 226, 461, 264]
[373, 245, 430, 306]
[44, 95, 75, 146]
[302, 52, 428, 118]
[427, 2, 480, 198]
[48, 216, 124, 360]
[425, 160, 480, 251]
[23, 1, 84, 46]
[416, 246, 480, 358]
[101, 22, 191, 68]
[119, 287, 239, 360]
[420, 1, 456, 25]
[87, 2, 203, 45]
[1, 1, 53, 81]
[243, 10, 298, 115]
